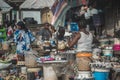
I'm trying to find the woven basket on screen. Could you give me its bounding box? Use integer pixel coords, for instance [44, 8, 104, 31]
[76, 53, 92, 71]
[76, 57, 92, 71]
[25, 51, 37, 67]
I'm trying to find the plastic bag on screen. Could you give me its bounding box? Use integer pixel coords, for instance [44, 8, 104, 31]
[0, 63, 12, 69]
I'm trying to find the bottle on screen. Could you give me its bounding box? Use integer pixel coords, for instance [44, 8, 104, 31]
[50, 34, 56, 51]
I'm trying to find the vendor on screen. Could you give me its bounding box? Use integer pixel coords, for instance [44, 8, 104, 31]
[65, 19, 93, 79]
[68, 19, 93, 52]
[14, 21, 35, 60]
[57, 26, 65, 41]
[37, 22, 52, 41]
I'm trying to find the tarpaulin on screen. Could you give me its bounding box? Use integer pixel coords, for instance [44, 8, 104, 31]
[51, 0, 68, 25]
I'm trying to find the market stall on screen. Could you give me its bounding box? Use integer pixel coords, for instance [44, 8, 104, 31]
[19, 0, 56, 24]
[0, 0, 120, 80]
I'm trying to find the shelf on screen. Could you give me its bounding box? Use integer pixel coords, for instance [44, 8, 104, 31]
[37, 60, 68, 64]
[58, 50, 76, 54]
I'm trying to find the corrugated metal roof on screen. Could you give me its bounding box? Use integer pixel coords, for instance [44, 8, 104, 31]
[0, 0, 12, 13]
[20, 0, 56, 9]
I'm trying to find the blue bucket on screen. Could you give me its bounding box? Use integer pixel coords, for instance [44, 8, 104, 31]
[93, 70, 109, 80]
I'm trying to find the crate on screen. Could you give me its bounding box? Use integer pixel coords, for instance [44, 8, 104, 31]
[17, 61, 25, 66]
[27, 68, 42, 72]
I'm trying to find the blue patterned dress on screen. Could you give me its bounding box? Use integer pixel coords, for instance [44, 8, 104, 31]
[14, 30, 35, 54]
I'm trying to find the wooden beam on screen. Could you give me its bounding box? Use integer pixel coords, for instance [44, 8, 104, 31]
[7, 0, 25, 3]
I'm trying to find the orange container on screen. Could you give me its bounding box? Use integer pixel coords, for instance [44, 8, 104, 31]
[76, 53, 92, 57]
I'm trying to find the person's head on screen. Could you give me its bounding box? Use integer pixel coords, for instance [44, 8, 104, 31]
[16, 21, 28, 32]
[77, 19, 87, 30]
[58, 26, 65, 37]
[44, 22, 50, 29]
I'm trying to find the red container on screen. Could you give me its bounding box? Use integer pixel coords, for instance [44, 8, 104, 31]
[113, 44, 120, 51]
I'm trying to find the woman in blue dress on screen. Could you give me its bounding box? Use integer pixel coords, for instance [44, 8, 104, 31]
[14, 21, 35, 60]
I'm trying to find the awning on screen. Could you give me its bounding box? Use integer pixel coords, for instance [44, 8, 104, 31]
[20, 0, 56, 9]
[51, 0, 68, 26]
[0, 0, 12, 13]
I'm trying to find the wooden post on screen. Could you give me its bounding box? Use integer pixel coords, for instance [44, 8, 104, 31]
[10, 10, 12, 22]
[19, 9, 21, 20]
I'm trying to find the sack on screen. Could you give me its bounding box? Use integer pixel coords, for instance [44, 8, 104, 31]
[2, 41, 9, 50]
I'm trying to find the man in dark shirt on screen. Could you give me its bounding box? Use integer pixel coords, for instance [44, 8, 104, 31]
[37, 23, 52, 41]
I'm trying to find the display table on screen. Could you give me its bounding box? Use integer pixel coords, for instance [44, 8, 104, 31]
[58, 50, 76, 61]
[37, 60, 68, 80]
[75, 77, 94, 80]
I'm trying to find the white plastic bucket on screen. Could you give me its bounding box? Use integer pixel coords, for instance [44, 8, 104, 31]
[75, 71, 93, 79]
[21, 67, 27, 74]
[103, 49, 113, 56]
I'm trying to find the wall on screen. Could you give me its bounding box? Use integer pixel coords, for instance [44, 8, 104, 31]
[105, 7, 120, 36]
[11, 10, 21, 22]
[104, 8, 115, 36]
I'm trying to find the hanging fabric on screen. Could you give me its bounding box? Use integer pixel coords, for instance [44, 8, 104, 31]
[81, 0, 87, 5]
[92, 14, 101, 26]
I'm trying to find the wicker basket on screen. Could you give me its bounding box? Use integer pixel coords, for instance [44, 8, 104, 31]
[24, 51, 37, 67]
[17, 61, 25, 66]
[76, 53, 92, 71]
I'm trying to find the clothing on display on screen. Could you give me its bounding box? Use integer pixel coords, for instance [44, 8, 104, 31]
[92, 14, 101, 26]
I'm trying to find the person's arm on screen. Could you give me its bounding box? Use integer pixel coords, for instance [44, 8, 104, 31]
[48, 30, 52, 38]
[28, 30, 35, 43]
[36, 29, 43, 35]
[13, 30, 21, 43]
[68, 32, 80, 48]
